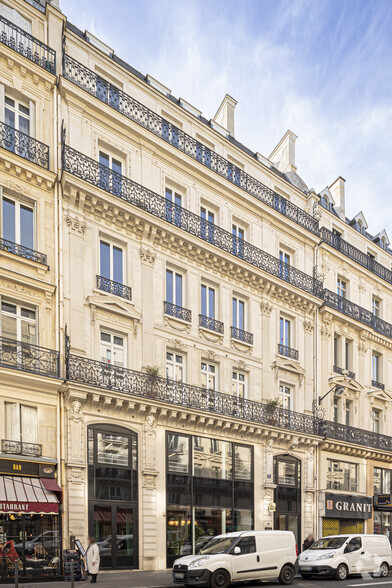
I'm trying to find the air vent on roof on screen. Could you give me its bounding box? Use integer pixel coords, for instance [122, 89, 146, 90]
[146, 74, 171, 97]
[85, 31, 114, 57]
[179, 98, 201, 118]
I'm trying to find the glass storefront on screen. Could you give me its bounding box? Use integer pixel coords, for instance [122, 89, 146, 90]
[166, 433, 253, 567]
[274, 455, 301, 547]
[88, 425, 138, 569]
[373, 467, 392, 542]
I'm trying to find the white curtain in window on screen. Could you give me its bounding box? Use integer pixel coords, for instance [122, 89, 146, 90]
[5, 402, 19, 441]
[21, 405, 37, 443]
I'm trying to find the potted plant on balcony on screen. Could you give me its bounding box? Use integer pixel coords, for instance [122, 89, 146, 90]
[265, 398, 280, 425]
[145, 365, 160, 399]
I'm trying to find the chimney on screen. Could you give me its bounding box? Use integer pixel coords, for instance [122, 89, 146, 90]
[269, 130, 297, 173]
[213, 94, 237, 136]
[329, 177, 346, 220]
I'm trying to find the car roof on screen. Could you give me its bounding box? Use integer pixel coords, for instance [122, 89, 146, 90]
[214, 531, 294, 538]
[319, 534, 386, 539]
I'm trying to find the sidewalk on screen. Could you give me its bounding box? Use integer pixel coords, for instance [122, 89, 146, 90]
[2, 569, 174, 588]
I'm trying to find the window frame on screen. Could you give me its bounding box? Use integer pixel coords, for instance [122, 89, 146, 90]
[99, 239, 124, 284]
[100, 329, 126, 367]
[1, 192, 35, 249]
[0, 299, 37, 344]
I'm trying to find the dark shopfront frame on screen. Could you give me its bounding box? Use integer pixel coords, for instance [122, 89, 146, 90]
[166, 431, 254, 568]
[273, 455, 301, 547]
[87, 424, 138, 570]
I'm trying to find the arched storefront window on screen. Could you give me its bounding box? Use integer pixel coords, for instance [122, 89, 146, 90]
[274, 455, 301, 548]
[87, 425, 138, 570]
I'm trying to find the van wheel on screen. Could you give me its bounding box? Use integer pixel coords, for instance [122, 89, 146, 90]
[278, 565, 295, 585]
[335, 564, 348, 581]
[375, 562, 389, 578]
[210, 569, 230, 588]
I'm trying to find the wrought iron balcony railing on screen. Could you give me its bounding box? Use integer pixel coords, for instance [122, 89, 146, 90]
[278, 344, 299, 360]
[199, 314, 224, 334]
[0, 121, 49, 169]
[63, 54, 319, 236]
[0, 237, 47, 265]
[96, 275, 132, 300]
[321, 227, 392, 286]
[67, 354, 318, 435]
[321, 420, 392, 453]
[24, 0, 46, 12]
[0, 336, 59, 377]
[323, 289, 392, 340]
[62, 145, 323, 298]
[164, 301, 192, 322]
[231, 326, 254, 345]
[0, 15, 55, 73]
[1, 439, 42, 457]
[372, 380, 385, 390]
[333, 365, 355, 380]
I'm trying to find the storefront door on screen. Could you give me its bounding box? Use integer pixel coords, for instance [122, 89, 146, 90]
[274, 455, 301, 548]
[91, 504, 136, 570]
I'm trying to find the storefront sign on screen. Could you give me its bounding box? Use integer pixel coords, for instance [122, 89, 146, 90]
[374, 494, 392, 509]
[0, 459, 56, 478]
[0, 501, 58, 514]
[325, 493, 372, 519]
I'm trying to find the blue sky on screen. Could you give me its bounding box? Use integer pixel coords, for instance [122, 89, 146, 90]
[61, 0, 392, 236]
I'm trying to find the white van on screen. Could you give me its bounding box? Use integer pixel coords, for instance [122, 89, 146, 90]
[172, 530, 298, 588]
[298, 534, 392, 580]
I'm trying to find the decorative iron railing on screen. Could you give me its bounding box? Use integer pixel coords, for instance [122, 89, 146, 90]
[333, 365, 355, 380]
[0, 336, 59, 377]
[62, 145, 323, 298]
[164, 301, 192, 322]
[0, 15, 55, 73]
[96, 275, 132, 300]
[323, 289, 392, 340]
[278, 344, 299, 360]
[321, 227, 392, 286]
[0, 237, 47, 264]
[372, 380, 385, 391]
[24, 0, 46, 12]
[231, 326, 254, 345]
[63, 54, 319, 236]
[1, 439, 42, 457]
[0, 121, 49, 169]
[321, 420, 392, 453]
[67, 354, 318, 435]
[199, 314, 224, 334]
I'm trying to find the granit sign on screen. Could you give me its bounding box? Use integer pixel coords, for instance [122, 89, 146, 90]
[325, 493, 372, 519]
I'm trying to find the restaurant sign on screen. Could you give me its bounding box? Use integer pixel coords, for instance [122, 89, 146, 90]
[0, 501, 58, 514]
[325, 493, 372, 519]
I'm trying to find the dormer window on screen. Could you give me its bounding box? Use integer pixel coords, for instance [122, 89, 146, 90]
[380, 237, 386, 250]
[320, 196, 329, 210]
[357, 220, 364, 234]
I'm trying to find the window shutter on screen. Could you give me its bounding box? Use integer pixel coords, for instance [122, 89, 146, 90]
[21, 405, 37, 443]
[5, 402, 20, 441]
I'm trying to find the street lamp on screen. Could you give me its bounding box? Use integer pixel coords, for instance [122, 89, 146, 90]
[318, 384, 345, 406]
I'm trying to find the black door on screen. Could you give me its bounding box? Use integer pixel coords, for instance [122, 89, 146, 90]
[91, 503, 136, 569]
[274, 455, 301, 548]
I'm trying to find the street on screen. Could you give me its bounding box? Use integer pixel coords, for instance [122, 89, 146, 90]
[4, 570, 392, 588]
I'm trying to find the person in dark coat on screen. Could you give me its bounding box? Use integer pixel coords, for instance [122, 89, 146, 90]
[303, 534, 315, 551]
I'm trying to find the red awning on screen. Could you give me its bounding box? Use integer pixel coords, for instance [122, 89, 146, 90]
[0, 476, 59, 514]
[41, 477, 63, 502]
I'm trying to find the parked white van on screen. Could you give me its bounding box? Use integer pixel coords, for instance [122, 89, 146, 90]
[298, 534, 392, 580]
[172, 531, 298, 588]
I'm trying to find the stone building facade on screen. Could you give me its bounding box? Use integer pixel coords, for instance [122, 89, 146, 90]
[0, 0, 392, 577]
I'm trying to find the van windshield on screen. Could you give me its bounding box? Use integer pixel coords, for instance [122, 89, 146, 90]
[199, 537, 235, 555]
[309, 537, 348, 550]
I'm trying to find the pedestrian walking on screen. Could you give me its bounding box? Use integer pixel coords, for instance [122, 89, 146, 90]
[85, 536, 100, 583]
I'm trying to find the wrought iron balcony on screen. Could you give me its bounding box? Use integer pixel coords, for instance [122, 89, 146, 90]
[323, 289, 392, 340]
[62, 145, 323, 298]
[0, 336, 59, 377]
[1, 439, 42, 457]
[0, 237, 47, 265]
[164, 301, 192, 322]
[67, 354, 318, 436]
[278, 344, 299, 360]
[96, 275, 132, 300]
[321, 227, 392, 286]
[63, 54, 319, 236]
[199, 314, 224, 334]
[372, 380, 385, 390]
[231, 326, 254, 345]
[0, 15, 55, 73]
[0, 121, 49, 169]
[333, 365, 355, 380]
[321, 420, 392, 453]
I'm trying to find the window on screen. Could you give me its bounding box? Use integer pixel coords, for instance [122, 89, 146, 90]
[5, 403, 37, 443]
[232, 297, 245, 331]
[166, 269, 182, 307]
[334, 335, 340, 367]
[346, 537, 362, 552]
[1, 196, 34, 249]
[279, 250, 290, 281]
[232, 224, 245, 258]
[357, 220, 364, 234]
[100, 331, 125, 366]
[192, 437, 232, 479]
[166, 352, 184, 382]
[279, 384, 292, 410]
[374, 468, 391, 495]
[327, 459, 358, 492]
[345, 400, 352, 426]
[232, 371, 246, 399]
[167, 433, 189, 473]
[372, 296, 380, 318]
[200, 206, 215, 243]
[0, 300, 36, 343]
[372, 408, 381, 433]
[320, 196, 329, 209]
[201, 362, 217, 391]
[201, 284, 215, 318]
[235, 536, 256, 555]
[333, 397, 339, 423]
[100, 240, 123, 284]
[372, 352, 380, 383]
[165, 188, 182, 226]
[337, 277, 347, 298]
[280, 317, 291, 348]
[5, 96, 29, 135]
[99, 151, 122, 195]
[345, 339, 352, 371]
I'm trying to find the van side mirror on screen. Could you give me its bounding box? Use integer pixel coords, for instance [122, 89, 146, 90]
[233, 546, 241, 555]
